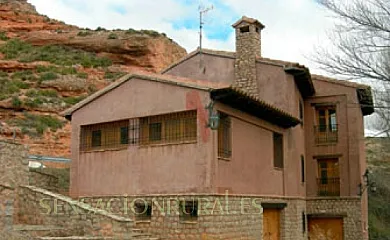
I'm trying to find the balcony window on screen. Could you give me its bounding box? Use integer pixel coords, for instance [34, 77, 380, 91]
[317, 159, 340, 196]
[315, 106, 338, 144]
[140, 110, 197, 145]
[80, 120, 130, 151]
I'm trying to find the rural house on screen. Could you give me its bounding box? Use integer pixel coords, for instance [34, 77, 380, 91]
[62, 16, 374, 240]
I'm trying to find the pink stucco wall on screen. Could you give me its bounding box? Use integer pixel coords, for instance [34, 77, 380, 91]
[70, 78, 214, 197]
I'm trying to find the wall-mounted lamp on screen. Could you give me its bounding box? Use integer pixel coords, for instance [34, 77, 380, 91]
[358, 169, 376, 196]
[206, 101, 219, 130]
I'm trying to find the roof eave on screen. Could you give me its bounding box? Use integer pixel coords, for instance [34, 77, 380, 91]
[210, 88, 301, 129]
[284, 66, 315, 98]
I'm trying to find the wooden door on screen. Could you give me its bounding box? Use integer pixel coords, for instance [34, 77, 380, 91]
[263, 209, 280, 240]
[308, 218, 343, 240]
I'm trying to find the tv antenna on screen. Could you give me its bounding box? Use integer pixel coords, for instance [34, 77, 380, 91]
[199, 4, 213, 68]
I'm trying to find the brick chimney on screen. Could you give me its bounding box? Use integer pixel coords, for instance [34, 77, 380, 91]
[232, 16, 265, 97]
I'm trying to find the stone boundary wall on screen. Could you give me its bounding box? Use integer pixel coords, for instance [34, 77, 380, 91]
[81, 195, 307, 240]
[15, 186, 134, 238]
[29, 169, 59, 192]
[306, 197, 364, 240]
[0, 141, 29, 233]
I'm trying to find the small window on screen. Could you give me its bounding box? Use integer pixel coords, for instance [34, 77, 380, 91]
[218, 113, 232, 158]
[273, 132, 284, 168]
[302, 212, 306, 233]
[149, 122, 162, 142]
[134, 201, 152, 221]
[91, 130, 101, 147]
[299, 100, 304, 122]
[180, 200, 198, 222]
[301, 155, 305, 183]
[120, 126, 129, 144]
[255, 27, 259, 33]
[240, 26, 250, 33]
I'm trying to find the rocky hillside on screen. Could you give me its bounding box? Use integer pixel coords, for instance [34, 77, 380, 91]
[0, 0, 187, 157]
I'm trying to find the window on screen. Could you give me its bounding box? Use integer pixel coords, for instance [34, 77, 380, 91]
[273, 133, 284, 168]
[301, 155, 305, 183]
[315, 106, 338, 144]
[317, 159, 340, 196]
[180, 200, 198, 222]
[80, 120, 130, 151]
[302, 212, 306, 233]
[140, 110, 197, 145]
[240, 26, 250, 33]
[218, 113, 232, 158]
[91, 130, 101, 147]
[299, 100, 304, 122]
[134, 201, 152, 221]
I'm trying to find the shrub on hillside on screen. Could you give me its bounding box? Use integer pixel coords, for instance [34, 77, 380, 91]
[9, 113, 64, 137]
[11, 96, 22, 108]
[107, 33, 118, 39]
[0, 31, 8, 41]
[40, 72, 58, 81]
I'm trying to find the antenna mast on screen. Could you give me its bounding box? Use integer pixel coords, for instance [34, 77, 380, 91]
[199, 5, 213, 52]
[199, 4, 213, 67]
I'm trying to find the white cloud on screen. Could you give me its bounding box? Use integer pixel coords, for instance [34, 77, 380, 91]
[28, 0, 335, 74]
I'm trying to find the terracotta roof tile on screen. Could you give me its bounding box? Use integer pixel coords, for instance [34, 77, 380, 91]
[312, 74, 370, 89]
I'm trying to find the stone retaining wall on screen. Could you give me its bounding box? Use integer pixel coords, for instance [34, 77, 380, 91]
[81, 195, 307, 240]
[15, 186, 134, 238]
[29, 170, 59, 192]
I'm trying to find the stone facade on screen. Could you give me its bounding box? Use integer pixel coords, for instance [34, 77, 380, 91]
[81, 195, 307, 240]
[306, 197, 366, 240]
[29, 169, 59, 192]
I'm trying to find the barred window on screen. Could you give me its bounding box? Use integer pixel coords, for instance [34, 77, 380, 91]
[140, 110, 197, 145]
[80, 120, 130, 151]
[218, 113, 231, 158]
[179, 200, 198, 222]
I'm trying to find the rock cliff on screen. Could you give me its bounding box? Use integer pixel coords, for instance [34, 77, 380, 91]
[0, 0, 187, 158]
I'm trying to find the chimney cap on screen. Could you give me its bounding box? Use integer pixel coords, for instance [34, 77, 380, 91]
[232, 16, 265, 29]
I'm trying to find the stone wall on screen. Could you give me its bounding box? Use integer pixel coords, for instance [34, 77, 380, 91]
[15, 185, 135, 238]
[81, 195, 307, 240]
[306, 197, 365, 240]
[0, 140, 29, 233]
[29, 169, 59, 192]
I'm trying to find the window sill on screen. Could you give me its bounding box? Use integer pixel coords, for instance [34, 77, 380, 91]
[135, 220, 151, 224]
[274, 167, 284, 171]
[315, 142, 338, 146]
[80, 145, 129, 153]
[218, 157, 232, 161]
[139, 140, 197, 148]
[180, 220, 198, 224]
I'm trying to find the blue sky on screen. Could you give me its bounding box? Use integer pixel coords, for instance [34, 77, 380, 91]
[28, 0, 334, 72]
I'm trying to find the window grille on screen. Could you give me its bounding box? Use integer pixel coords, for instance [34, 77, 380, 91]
[80, 120, 132, 151]
[179, 200, 198, 222]
[218, 113, 232, 158]
[134, 201, 152, 221]
[140, 110, 197, 145]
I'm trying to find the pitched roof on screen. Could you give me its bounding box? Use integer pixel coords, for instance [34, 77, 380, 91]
[232, 16, 265, 29]
[61, 72, 230, 118]
[311, 74, 370, 89]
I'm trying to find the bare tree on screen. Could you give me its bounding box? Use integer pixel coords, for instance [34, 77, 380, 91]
[314, 0, 390, 135]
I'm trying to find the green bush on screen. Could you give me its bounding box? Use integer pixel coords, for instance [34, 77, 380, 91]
[24, 97, 44, 108]
[0, 31, 8, 41]
[36, 65, 58, 73]
[77, 31, 92, 37]
[40, 72, 58, 81]
[95, 26, 107, 31]
[125, 28, 139, 35]
[26, 89, 58, 98]
[9, 113, 64, 137]
[107, 33, 118, 39]
[11, 70, 35, 81]
[0, 71, 8, 77]
[140, 29, 160, 37]
[104, 71, 125, 80]
[0, 39, 112, 68]
[12, 80, 30, 89]
[63, 95, 86, 105]
[11, 96, 22, 108]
